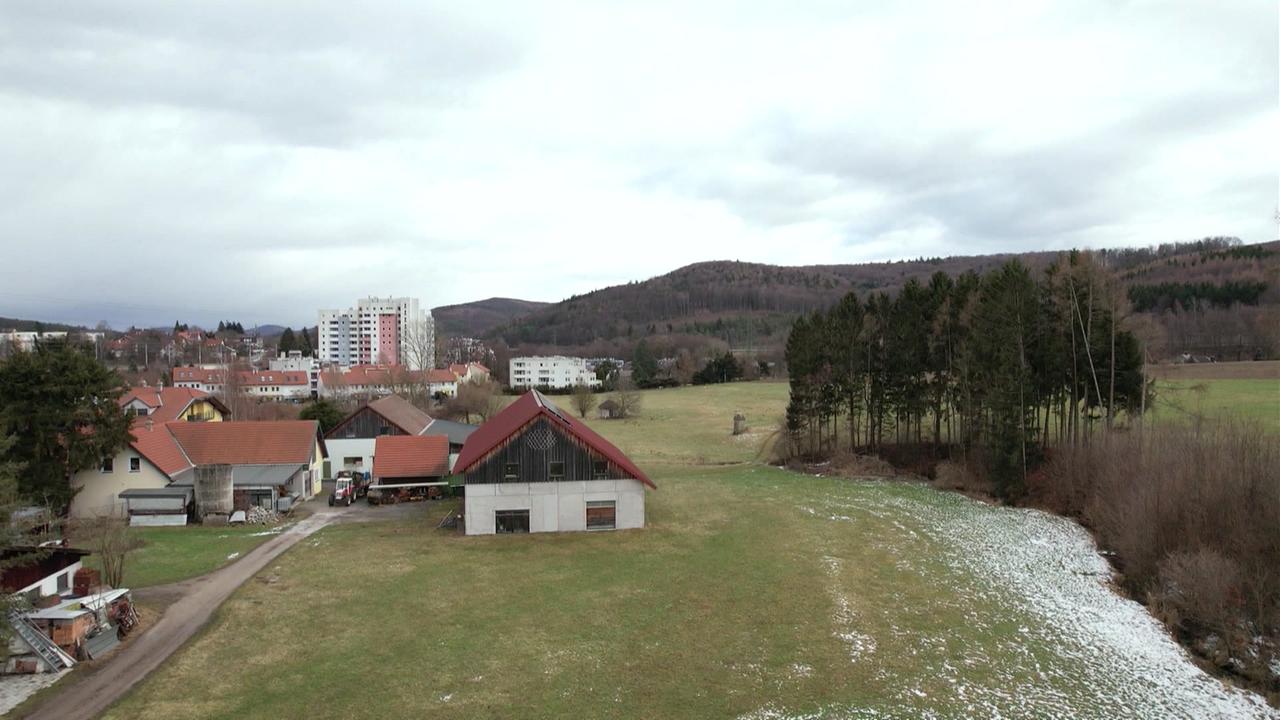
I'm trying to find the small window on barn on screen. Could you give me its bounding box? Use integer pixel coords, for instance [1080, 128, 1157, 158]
[503, 463, 520, 480]
[592, 461, 609, 479]
[56, 571, 69, 593]
[100, 457, 114, 473]
[586, 500, 616, 530]
[495, 509, 529, 534]
[129, 457, 141, 473]
[549, 461, 565, 481]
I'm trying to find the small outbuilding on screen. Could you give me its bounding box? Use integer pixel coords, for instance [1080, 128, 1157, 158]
[597, 399, 621, 420]
[119, 487, 193, 527]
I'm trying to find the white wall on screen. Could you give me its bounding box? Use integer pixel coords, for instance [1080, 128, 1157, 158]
[509, 356, 602, 390]
[13, 560, 82, 597]
[464, 478, 647, 535]
[69, 450, 172, 519]
[325, 438, 375, 474]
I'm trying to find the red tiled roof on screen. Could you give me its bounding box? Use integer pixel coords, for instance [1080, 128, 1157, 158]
[119, 385, 226, 424]
[425, 369, 457, 384]
[320, 365, 424, 387]
[128, 419, 193, 477]
[372, 435, 449, 479]
[172, 367, 224, 384]
[455, 391, 654, 488]
[166, 421, 324, 466]
[239, 371, 308, 386]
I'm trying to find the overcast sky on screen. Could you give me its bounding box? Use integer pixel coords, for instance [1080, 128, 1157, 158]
[1, 0, 1275, 329]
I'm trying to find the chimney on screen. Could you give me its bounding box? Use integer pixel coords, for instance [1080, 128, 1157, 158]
[145, 418, 154, 432]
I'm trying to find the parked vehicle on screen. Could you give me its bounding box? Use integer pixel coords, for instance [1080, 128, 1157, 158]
[328, 471, 370, 507]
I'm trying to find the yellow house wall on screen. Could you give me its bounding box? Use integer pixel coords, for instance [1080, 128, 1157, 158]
[177, 399, 224, 422]
[69, 450, 170, 519]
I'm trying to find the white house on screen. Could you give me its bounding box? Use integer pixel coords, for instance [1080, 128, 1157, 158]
[455, 390, 653, 535]
[509, 356, 601, 390]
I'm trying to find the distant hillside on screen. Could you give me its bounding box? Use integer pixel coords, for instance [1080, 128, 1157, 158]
[487, 240, 1279, 360]
[433, 298, 550, 338]
[489, 253, 1060, 350]
[0, 317, 83, 332]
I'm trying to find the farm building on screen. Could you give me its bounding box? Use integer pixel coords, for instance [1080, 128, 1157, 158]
[455, 390, 654, 535]
[325, 394, 477, 474]
[369, 435, 451, 501]
[165, 421, 327, 513]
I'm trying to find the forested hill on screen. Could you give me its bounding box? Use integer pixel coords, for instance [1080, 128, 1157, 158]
[490, 252, 1063, 349]
[432, 297, 551, 338]
[487, 239, 1278, 359]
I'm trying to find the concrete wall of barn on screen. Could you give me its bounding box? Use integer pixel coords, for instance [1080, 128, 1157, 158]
[325, 438, 375, 475]
[464, 479, 646, 535]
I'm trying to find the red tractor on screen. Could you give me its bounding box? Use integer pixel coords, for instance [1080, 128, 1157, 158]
[328, 471, 370, 507]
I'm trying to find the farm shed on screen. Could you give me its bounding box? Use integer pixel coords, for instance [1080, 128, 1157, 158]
[455, 390, 654, 535]
[119, 487, 192, 526]
[326, 395, 476, 474]
[597, 399, 621, 419]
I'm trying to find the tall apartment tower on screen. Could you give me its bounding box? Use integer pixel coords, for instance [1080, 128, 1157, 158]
[318, 296, 434, 370]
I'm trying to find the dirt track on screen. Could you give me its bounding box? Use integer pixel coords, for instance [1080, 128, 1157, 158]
[22, 511, 339, 720]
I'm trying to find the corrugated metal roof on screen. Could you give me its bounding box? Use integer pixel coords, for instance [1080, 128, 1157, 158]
[169, 463, 301, 487]
[422, 418, 478, 445]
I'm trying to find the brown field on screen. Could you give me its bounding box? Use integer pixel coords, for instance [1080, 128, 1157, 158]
[1146, 360, 1280, 381]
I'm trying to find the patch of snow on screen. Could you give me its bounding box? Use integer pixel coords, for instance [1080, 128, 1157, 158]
[821, 556, 876, 662]
[788, 662, 814, 679]
[439, 693, 453, 703]
[0, 671, 68, 715]
[226, 552, 240, 560]
[805, 482, 1279, 719]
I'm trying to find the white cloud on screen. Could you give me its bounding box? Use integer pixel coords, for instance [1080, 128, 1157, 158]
[0, 0, 1274, 327]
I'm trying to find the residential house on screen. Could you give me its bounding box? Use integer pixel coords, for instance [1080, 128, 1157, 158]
[317, 364, 423, 401]
[165, 421, 326, 512]
[269, 351, 320, 398]
[171, 366, 310, 401]
[425, 368, 459, 398]
[450, 362, 491, 384]
[324, 394, 477, 474]
[119, 385, 228, 423]
[70, 419, 326, 519]
[456, 390, 653, 535]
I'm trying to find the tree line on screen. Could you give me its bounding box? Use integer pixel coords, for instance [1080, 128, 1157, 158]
[784, 253, 1145, 500]
[1126, 280, 1268, 313]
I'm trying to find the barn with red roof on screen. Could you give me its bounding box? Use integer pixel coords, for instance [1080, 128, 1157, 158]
[455, 390, 654, 535]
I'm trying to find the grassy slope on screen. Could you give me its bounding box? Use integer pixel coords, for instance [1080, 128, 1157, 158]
[102, 380, 1278, 719]
[83, 526, 281, 588]
[1149, 379, 1280, 433]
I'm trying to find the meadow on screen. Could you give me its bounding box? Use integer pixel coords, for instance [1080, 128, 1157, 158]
[96, 378, 1278, 719]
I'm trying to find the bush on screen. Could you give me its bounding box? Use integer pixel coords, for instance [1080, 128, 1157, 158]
[1037, 420, 1280, 685]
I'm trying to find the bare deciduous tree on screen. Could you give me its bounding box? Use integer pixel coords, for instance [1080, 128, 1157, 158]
[77, 517, 143, 589]
[612, 377, 642, 419]
[570, 382, 597, 418]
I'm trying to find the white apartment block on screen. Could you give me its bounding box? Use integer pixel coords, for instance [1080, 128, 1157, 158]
[269, 351, 320, 397]
[509, 356, 602, 390]
[318, 296, 434, 370]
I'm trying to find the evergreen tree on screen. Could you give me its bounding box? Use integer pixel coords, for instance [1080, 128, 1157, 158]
[278, 327, 297, 355]
[298, 327, 314, 356]
[631, 340, 659, 388]
[299, 398, 344, 433]
[0, 343, 132, 510]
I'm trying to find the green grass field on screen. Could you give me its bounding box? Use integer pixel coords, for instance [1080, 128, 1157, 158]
[1149, 379, 1280, 433]
[82, 525, 282, 588]
[94, 379, 1280, 719]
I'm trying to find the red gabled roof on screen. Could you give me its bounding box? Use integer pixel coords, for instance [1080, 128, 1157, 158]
[119, 385, 229, 424]
[372, 435, 449, 479]
[454, 391, 654, 488]
[166, 421, 324, 466]
[128, 419, 193, 477]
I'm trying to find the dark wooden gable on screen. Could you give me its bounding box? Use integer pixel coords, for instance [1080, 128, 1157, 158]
[464, 418, 629, 485]
[326, 405, 409, 440]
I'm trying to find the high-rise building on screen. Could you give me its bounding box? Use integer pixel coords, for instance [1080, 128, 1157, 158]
[318, 296, 434, 370]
